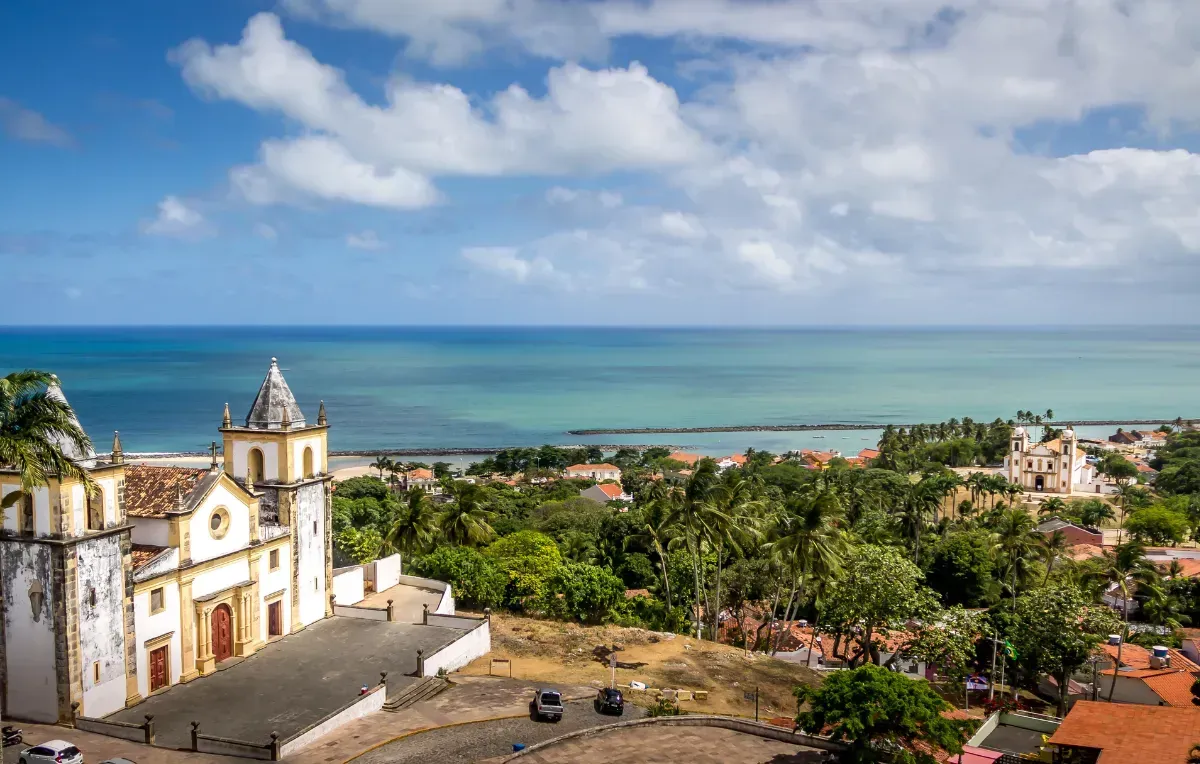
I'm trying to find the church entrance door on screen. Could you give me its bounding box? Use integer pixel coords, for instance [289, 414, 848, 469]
[212, 604, 233, 663]
[1035, 475, 1045, 491]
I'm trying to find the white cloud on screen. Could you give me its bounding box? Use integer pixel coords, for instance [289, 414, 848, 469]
[174, 13, 705, 210]
[736, 241, 794, 284]
[658, 211, 706, 241]
[253, 222, 278, 240]
[0, 98, 73, 147]
[346, 230, 386, 250]
[462, 246, 564, 286]
[141, 196, 211, 238]
[545, 186, 623, 209]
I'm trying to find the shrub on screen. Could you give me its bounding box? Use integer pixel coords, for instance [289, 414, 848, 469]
[544, 562, 626, 623]
[410, 546, 505, 609]
[485, 530, 563, 608]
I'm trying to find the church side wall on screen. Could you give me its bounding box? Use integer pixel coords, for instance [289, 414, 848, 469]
[76, 534, 129, 717]
[295, 482, 327, 626]
[290, 435, 325, 478]
[133, 581, 182, 698]
[257, 544, 292, 641]
[1, 541, 58, 721]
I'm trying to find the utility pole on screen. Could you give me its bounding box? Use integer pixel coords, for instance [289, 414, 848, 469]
[989, 629, 998, 701]
[609, 645, 617, 689]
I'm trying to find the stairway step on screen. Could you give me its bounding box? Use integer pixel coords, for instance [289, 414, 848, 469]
[383, 677, 448, 712]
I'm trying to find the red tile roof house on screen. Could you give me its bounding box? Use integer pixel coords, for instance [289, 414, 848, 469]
[1071, 641, 1200, 708]
[580, 482, 633, 507]
[1049, 700, 1200, 764]
[714, 453, 748, 470]
[563, 463, 622, 481]
[666, 451, 702, 467]
[1036, 518, 1103, 546]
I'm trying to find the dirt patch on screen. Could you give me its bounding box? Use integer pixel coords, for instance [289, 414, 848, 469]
[459, 613, 822, 719]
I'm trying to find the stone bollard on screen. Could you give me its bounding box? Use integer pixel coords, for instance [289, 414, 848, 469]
[423, 602, 429, 625]
[484, 607, 491, 625]
[330, 593, 337, 613]
[190, 721, 200, 752]
[70, 701, 80, 725]
[416, 648, 425, 677]
[387, 599, 395, 622]
[144, 714, 156, 745]
[380, 671, 388, 688]
[269, 731, 281, 761]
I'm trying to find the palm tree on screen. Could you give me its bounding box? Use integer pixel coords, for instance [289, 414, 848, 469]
[766, 487, 847, 655]
[371, 455, 393, 480]
[0, 370, 97, 508]
[439, 482, 496, 547]
[706, 471, 763, 636]
[1038, 496, 1067, 517]
[991, 508, 1039, 610]
[1089, 541, 1160, 701]
[385, 487, 439, 557]
[662, 459, 725, 638]
[387, 460, 405, 489]
[1039, 530, 1070, 584]
[626, 485, 676, 610]
[899, 477, 941, 562]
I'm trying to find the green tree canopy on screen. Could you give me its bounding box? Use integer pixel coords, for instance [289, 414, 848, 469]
[925, 530, 997, 608]
[485, 530, 563, 607]
[411, 546, 506, 608]
[543, 561, 626, 623]
[795, 664, 967, 764]
[1124, 505, 1190, 546]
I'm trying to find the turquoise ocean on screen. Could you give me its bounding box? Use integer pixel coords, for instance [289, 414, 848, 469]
[1, 327, 1197, 457]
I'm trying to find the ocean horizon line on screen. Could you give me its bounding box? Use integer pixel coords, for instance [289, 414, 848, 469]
[4, 323, 1200, 332]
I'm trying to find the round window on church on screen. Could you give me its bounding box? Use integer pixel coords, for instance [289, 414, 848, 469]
[209, 506, 231, 540]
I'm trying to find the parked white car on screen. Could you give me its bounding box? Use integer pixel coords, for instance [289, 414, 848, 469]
[18, 739, 83, 764]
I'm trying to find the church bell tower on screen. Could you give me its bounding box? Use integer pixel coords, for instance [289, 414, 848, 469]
[219, 359, 332, 630]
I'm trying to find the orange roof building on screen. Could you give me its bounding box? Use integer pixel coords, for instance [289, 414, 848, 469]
[667, 452, 702, 467]
[1049, 700, 1200, 763]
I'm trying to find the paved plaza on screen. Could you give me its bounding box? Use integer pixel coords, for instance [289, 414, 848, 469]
[107, 616, 466, 749]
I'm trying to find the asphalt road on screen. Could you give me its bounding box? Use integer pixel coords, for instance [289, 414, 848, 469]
[356, 699, 646, 764]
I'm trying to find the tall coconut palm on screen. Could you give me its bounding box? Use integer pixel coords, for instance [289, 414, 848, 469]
[626, 486, 676, 610]
[1038, 496, 1067, 517]
[0, 370, 96, 508]
[1039, 529, 1070, 585]
[662, 459, 723, 638]
[386, 460, 406, 489]
[1089, 540, 1161, 701]
[899, 477, 942, 562]
[385, 487, 439, 557]
[371, 455, 393, 481]
[991, 507, 1039, 610]
[439, 482, 496, 547]
[766, 487, 846, 655]
[706, 470, 764, 636]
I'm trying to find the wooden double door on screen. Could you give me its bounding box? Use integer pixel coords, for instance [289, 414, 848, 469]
[211, 604, 233, 663]
[149, 645, 169, 692]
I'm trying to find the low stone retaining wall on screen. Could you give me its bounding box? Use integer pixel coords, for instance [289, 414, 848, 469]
[421, 617, 491, 676]
[278, 681, 387, 757]
[500, 715, 847, 761]
[333, 600, 394, 621]
[397, 573, 455, 614]
[191, 724, 279, 760]
[72, 703, 155, 744]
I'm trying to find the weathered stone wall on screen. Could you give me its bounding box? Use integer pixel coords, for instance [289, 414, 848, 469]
[76, 533, 129, 717]
[0, 540, 58, 721]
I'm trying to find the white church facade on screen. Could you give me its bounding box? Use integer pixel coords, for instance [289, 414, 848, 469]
[1001, 426, 1103, 495]
[0, 359, 334, 723]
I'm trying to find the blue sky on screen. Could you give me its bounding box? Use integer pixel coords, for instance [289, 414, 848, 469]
[3, 0, 1200, 325]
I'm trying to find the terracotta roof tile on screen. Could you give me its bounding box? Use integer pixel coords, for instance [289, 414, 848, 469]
[130, 543, 167, 569]
[858, 448, 881, 460]
[406, 468, 434, 480]
[565, 463, 620, 472]
[1142, 670, 1200, 706]
[124, 465, 207, 518]
[1049, 700, 1200, 764]
[595, 483, 625, 499]
[667, 452, 701, 466]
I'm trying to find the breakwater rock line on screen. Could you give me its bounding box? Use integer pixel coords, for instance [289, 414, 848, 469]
[566, 419, 1188, 436]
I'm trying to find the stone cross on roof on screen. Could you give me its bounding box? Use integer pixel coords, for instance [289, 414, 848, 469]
[244, 357, 306, 430]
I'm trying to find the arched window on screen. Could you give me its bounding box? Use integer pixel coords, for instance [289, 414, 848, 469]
[87, 489, 104, 532]
[249, 448, 265, 485]
[20, 494, 34, 536]
[302, 447, 314, 479]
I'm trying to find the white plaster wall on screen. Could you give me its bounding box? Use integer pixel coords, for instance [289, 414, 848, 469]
[71, 483, 85, 534]
[231, 440, 280, 484]
[333, 567, 364, 605]
[422, 621, 491, 676]
[188, 482, 252, 565]
[76, 534, 129, 717]
[34, 486, 50, 536]
[1, 482, 18, 532]
[133, 547, 180, 583]
[2, 541, 59, 722]
[133, 582, 182, 698]
[374, 554, 401, 591]
[130, 518, 170, 546]
[257, 544, 292, 641]
[295, 482, 328, 626]
[291, 436, 325, 479]
[193, 559, 252, 601]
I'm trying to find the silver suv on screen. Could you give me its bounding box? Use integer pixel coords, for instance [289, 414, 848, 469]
[532, 689, 564, 721]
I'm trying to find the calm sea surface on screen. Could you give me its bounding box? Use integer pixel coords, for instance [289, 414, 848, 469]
[1, 327, 1197, 454]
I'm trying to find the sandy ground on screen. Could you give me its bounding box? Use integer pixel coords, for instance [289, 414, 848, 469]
[457, 613, 821, 720]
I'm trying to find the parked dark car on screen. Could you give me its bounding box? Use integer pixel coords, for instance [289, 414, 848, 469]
[594, 688, 624, 715]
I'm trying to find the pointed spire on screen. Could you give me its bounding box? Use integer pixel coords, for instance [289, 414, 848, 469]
[244, 357, 306, 429]
[281, 404, 292, 431]
[111, 431, 124, 465]
[317, 401, 327, 427]
[222, 402, 232, 429]
[245, 469, 255, 495]
[210, 441, 219, 471]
